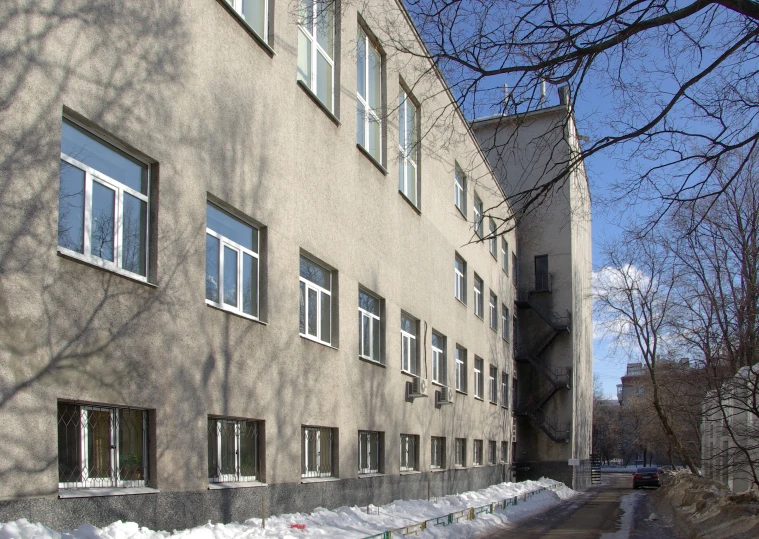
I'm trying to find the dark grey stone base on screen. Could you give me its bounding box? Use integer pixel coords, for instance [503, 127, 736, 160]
[0, 466, 506, 531]
[514, 459, 591, 491]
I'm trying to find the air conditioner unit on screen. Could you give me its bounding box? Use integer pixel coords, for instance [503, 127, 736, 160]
[408, 376, 429, 399]
[436, 387, 454, 406]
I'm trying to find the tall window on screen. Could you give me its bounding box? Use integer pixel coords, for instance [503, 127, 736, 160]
[489, 292, 498, 331]
[358, 289, 381, 363]
[454, 165, 466, 215]
[357, 26, 382, 162]
[398, 87, 419, 206]
[206, 203, 260, 319]
[400, 434, 419, 471]
[455, 438, 466, 467]
[512, 377, 518, 409]
[502, 239, 509, 274]
[431, 437, 446, 469]
[474, 357, 484, 399]
[501, 441, 508, 463]
[473, 439, 483, 466]
[297, 0, 335, 111]
[58, 402, 147, 489]
[300, 256, 332, 345]
[302, 426, 335, 478]
[208, 418, 260, 483]
[488, 441, 497, 465]
[432, 332, 446, 385]
[489, 218, 497, 258]
[58, 119, 150, 280]
[535, 255, 549, 291]
[358, 431, 381, 474]
[224, 0, 267, 40]
[512, 252, 518, 287]
[501, 372, 509, 408]
[454, 255, 466, 303]
[473, 275, 484, 318]
[473, 195, 483, 237]
[489, 365, 498, 403]
[455, 345, 467, 393]
[400, 312, 418, 374]
[502, 305, 510, 341]
[513, 315, 518, 354]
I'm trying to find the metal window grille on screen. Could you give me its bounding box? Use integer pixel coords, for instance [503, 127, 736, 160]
[501, 441, 508, 463]
[473, 440, 483, 465]
[489, 441, 497, 464]
[57, 402, 147, 489]
[207, 418, 259, 483]
[358, 431, 381, 474]
[455, 438, 466, 467]
[400, 434, 418, 471]
[302, 426, 334, 478]
[431, 437, 446, 469]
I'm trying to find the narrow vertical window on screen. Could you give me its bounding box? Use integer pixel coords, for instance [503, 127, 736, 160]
[502, 305, 510, 341]
[297, 0, 335, 111]
[299, 256, 333, 345]
[502, 239, 509, 274]
[535, 255, 549, 291]
[358, 289, 382, 363]
[224, 0, 267, 40]
[473, 195, 483, 237]
[474, 357, 483, 399]
[512, 252, 518, 287]
[454, 165, 466, 215]
[473, 275, 484, 318]
[455, 345, 467, 393]
[454, 255, 466, 303]
[502, 372, 509, 408]
[455, 438, 466, 467]
[358, 431, 381, 474]
[431, 437, 446, 469]
[357, 26, 382, 162]
[489, 218, 497, 258]
[488, 441, 497, 465]
[473, 440, 483, 466]
[398, 87, 419, 206]
[400, 313, 418, 375]
[490, 365, 498, 403]
[400, 434, 419, 471]
[489, 292, 497, 331]
[431, 332, 446, 385]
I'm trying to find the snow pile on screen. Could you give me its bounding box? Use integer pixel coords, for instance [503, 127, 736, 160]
[0, 478, 573, 539]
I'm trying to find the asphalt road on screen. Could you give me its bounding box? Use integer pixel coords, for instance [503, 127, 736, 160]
[478, 474, 679, 539]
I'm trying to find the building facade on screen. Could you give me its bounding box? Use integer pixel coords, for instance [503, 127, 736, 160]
[0, 0, 591, 530]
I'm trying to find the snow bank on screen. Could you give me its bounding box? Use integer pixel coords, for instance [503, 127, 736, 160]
[0, 478, 574, 539]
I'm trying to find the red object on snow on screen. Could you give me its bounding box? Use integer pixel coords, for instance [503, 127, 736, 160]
[290, 524, 307, 529]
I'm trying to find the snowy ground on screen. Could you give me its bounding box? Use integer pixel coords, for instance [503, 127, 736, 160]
[0, 478, 575, 539]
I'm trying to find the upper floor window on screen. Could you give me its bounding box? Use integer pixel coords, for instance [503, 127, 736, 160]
[489, 292, 498, 331]
[297, 0, 335, 111]
[474, 357, 484, 399]
[208, 417, 260, 483]
[300, 255, 333, 345]
[455, 438, 466, 467]
[455, 345, 467, 393]
[489, 365, 498, 404]
[59, 119, 150, 281]
[206, 202, 260, 319]
[512, 252, 518, 287]
[489, 218, 497, 258]
[358, 289, 382, 363]
[357, 26, 382, 163]
[473, 195, 483, 237]
[398, 87, 419, 206]
[502, 239, 509, 274]
[501, 372, 509, 408]
[224, 0, 267, 40]
[454, 255, 466, 303]
[400, 434, 419, 471]
[358, 430, 382, 474]
[400, 312, 419, 375]
[431, 332, 446, 385]
[454, 165, 466, 216]
[58, 402, 147, 489]
[302, 426, 335, 478]
[502, 305, 510, 341]
[431, 436, 446, 469]
[535, 255, 549, 292]
[473, 275, 484, 318]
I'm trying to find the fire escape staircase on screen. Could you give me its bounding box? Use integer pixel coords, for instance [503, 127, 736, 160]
[515, 274, 572, 443]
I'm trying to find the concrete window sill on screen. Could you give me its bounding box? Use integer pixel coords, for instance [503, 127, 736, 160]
[400, 470, 421, 476]
[208, 481, 267, 490]
[358, 473, 385, 479]
[301, 477, 340, 484]
[59, 487, 159, 499]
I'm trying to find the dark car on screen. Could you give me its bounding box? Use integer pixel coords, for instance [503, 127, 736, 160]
[633, 466, 661, 489]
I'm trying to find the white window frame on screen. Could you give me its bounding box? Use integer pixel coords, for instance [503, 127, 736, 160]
[473, 276, 484, 318]
[299, 256, 332, 345]
[208, 419, 259, 483]
[302, 426, 334, 478]
[398, 87, 419, 206]
[400, 434, 418, 472]
[58, 404, 147, 490]
[224, 0, 268, 41]
[358, 289, 382, 363]
[400, 313, 418, 375]
[455, 438, 466, 467]
[502, 372, 509, 408]
[59, 123, 150, 283]
[454, 166, 466, 215]
[473, 195, 483, 237]
[474, 357, 483, 399]
[358, 430, 381, 474]
[489, 292, 497, 331]
[454, 255, 466, 303]
[502, 305, 510, 341]
[206, 205, 260, 320]
[432, 332, 446, 385]
[502, 238, 509, 274]
[297, 0, 335, 111]
[490, 365, 498, 404]
[473, 439, 483, 466]
[357, 25, 382, 162]
[455, 346, 467, 393]
[489, 218, 497, 258]
[431, 437, 445, 470]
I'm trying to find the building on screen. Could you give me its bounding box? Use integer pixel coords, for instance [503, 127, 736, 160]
[0, 0, 592, 530]
[617, 363, 646, 405]
[471, 97, 594, 488]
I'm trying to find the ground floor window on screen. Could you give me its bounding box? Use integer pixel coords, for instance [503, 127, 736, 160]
[431, 436, 446, 469]
[501, 441, 508, 463]
[400, 434, 419, 471]
[58, 402, 147, 489]
[473, 439, 483, 465]
[302, 426, 335, 478]
[358, 430, 382, 474]
[455, 438, 466, 467]
[488, 441, 497, 465]
[207, 417, 260, 483]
